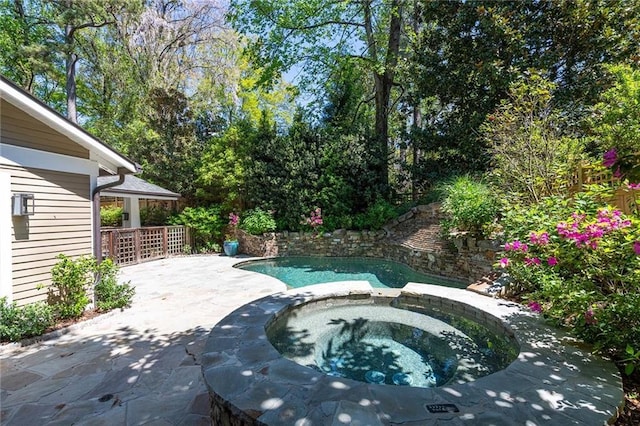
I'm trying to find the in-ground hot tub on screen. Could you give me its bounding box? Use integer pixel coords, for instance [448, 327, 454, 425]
[202, 282, 623, 425]
[267, 295, 519, 389]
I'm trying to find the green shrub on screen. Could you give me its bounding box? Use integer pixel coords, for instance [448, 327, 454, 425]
[588, 64, 640, 184]
[482, 73, 584, 204]
[499, 193, 640, 372]
[94, 259, 135, 311]
[352, 199, 398, 230]
[100, 205, 123, 227]
[441, 176, 499, 238]
[47, 254, 95, 320]
[170, 206, 224, 251]
[140, 205, 173, 226]
[0, 297, 54, 342]
[240, 208, 276, 235]
[321, 214, 353, 231]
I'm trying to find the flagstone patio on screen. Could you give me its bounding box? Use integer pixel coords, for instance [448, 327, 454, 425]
[0, 255, 286, 425]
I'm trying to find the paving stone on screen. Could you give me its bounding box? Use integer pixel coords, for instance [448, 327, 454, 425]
[2, 377, 73, 407]
[331, 400, 382, 425]
[188, 392, 211, 416]
[39, 372, 107, 404]
[47, 399, 108, 424]
[0, 403, 60, 425]
[73, 404, 127, 426]
[157, 366, 203, 397]
[52, 361, 108, 379]
[84, 367, 142, 399]
[177, 413, 211, 426]
[0, 370, 43, 391]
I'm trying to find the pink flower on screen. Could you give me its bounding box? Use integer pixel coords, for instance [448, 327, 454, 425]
[613, 166, 622, 178]
[634, 241, 640, 256]
[505, 240, 529, 252]
[547, 257, 558, 266]
[527, 301, 542, 313]
[499, 257, 509, 268]
[603, 148, 617, 168]
[524, 257, 541, 266]
[530, 231, 549, 245]
[629, 183, 640, 190]
[228, 212, 239, 226]
[584, 308, 597, 325]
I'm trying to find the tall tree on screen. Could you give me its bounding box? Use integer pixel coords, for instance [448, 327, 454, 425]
[406, 0, 640, 179]
[0, 0, 138, 121]
[229, 0, 407, 192]
[0, 0, 58, 92]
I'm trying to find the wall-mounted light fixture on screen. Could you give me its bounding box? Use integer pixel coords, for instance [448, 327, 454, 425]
[12, 193, 35, 216]
[122, 212, 130, 221]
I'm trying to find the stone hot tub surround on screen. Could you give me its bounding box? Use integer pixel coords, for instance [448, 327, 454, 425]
[201, 282, 624, 425]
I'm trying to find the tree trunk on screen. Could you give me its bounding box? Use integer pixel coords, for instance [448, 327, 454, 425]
[412, 105, 422, 201]
[370, 0, 403, 192]
[65, 0, 77, 123]
[66, 48, 78, 123]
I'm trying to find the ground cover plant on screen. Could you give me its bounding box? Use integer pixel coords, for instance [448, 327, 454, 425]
[0, 297, 54, 342]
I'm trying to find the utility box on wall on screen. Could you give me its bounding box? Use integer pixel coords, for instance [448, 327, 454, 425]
[12, 193, 35, 216]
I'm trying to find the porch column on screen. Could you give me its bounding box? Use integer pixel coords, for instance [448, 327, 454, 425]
[123, 196, 141, 228]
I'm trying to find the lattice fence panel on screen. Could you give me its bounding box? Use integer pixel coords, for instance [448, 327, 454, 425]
[116, 230, 137, 265]
[570, 163, 640, 215]
[101, 226, 188, 265]
[615, 188, 640, 215]
[168, 226, 187, 255]
[140, 228, 165, 260]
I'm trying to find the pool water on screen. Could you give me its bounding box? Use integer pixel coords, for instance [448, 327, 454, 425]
[236, 257, 466, 289]
[266, 298, 520, 388]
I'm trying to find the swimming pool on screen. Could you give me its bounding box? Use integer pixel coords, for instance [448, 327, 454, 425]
[235, 256, 467, 289]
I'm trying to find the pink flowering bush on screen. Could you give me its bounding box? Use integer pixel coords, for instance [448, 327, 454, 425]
[225, 212, 240, 241]
[499, 194, 640, 369]
[600, 147, 640, 189]
[302, 207, 323, 233]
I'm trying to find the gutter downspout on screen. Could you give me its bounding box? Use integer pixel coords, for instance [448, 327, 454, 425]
[92, 174, 126, 262]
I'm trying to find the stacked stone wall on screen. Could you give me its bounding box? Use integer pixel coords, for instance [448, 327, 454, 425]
[237, 203, 499, 283]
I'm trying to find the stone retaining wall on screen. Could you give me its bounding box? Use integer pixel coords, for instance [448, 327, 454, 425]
[237, 204, 500, 283]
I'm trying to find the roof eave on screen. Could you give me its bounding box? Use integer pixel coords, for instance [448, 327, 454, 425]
[0, 77, 138, 174]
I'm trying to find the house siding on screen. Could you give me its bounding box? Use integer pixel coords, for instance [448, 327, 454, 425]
[1, 99, 90, 159]
[7, 166, 92, 305]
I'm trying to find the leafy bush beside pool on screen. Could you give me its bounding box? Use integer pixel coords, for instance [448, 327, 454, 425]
[241, 208, 277, 235]
[440, 175, 499, 238]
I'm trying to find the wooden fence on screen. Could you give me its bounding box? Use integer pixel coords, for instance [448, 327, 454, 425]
[569, 164, 639, 215]
[101, 226, 190, 266]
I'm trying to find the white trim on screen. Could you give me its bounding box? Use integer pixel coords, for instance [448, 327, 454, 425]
[0, 170, 12, 302]
[1, 143, 98, 176]
[1, 79, 137, 174]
